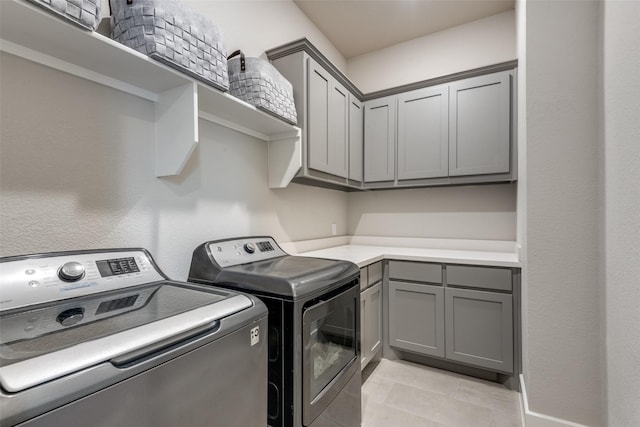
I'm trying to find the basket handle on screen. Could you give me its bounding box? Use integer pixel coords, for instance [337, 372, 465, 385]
[228, 50, 246, 72]
[108, 0, 133, 16]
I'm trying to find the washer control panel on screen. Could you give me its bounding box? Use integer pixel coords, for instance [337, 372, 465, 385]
[207, 237, 287, 268]
[0, 250, 164, 312]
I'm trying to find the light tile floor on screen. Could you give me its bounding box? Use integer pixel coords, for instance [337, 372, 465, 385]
[361, 359, 523, 427]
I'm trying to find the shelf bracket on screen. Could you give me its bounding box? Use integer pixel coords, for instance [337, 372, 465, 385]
[267, 129, 302, 188]
[155, 83, 199, 177]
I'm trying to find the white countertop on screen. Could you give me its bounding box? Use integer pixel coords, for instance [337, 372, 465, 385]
[298, 244, 520, 268]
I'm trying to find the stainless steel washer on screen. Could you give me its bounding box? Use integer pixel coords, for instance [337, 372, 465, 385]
[0, 248, 268, 427]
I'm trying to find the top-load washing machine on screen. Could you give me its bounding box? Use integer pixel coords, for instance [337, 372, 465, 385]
[0, 248, 268, 427]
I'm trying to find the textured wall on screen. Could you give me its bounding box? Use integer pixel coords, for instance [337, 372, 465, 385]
[515, 0, 529, 381]
[0, 53, 348, 279]
[346, 10, 516, 93]
[182, 0, 347, 71]
[604, 1, 640, 425]
[525, 0, 602, 424]
[347, 184, 516, 241]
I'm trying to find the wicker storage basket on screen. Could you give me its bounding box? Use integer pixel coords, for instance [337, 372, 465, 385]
[228, 50, 297, 125]
[110, 0, 229, 91]
[26, 0, 101, 31]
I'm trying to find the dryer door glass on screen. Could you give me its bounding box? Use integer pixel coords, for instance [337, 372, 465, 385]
[302, 283, 359, 424]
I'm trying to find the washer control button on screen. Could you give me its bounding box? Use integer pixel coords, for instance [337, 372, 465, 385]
[58, 262, 85, 282]
[243, 243, 256, 254]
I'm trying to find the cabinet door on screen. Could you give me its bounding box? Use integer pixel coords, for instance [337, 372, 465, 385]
[449, 71, 511, 176]
[349, 95, 364, 182]
[444, 288, 513, 373]
[365, 282, 382, 361]
[397, 85, 449, 180]
[361, 282, 382, 371]
[360, 292, 367, 368]
[307, 58, 348, 178]
[364, 96, 396, 182]
[307, 58, 330, 174]
[329, 80, 349, 178]
[388, 281, 444, 357]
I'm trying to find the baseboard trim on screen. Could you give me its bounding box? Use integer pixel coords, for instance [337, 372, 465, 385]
[519, 374, 589, 427]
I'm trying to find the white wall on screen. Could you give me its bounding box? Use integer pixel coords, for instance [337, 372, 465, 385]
[347, 184, 516, 241]
[525, 0, 601, 425]
[97, 0, 347, 70]
[182, 0, 347, 70]
[515, 0, 528, 382]
[0, 0, 353, 280]
[603, 1, 640, 425]
[0, 53, 348, 280]
[344, 9, 518, 243]
[346, 10, 516, 93]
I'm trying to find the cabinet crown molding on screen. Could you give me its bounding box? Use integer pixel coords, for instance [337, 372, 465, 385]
[265, 38, 518, 102]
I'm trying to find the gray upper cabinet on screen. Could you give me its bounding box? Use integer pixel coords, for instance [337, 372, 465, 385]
[269, 48, 363, 190]
[364, 69, 515, 189]
[397, 85, 449, 180]
[267, 40, 516, 191]
[349, 96, 364, 182]
[307, 60, 329, 174]
[307, 57, 348, 178]
[445, 288, 513, 373]
[364, 96, 396, 183]
[328, 79, 349, 178]
[449, 71, 512, 176]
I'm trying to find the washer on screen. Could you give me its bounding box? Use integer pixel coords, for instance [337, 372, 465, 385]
[189, 236, 361, 427]
[0, 248, 267, 427]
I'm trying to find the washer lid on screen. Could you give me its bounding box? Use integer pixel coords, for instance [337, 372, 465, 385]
[0, 282, 252, 392]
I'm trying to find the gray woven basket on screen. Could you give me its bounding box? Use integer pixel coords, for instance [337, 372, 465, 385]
[26, 0, 101, 31]
[110, 0, 229, 91]
[228, 51, 297, 125]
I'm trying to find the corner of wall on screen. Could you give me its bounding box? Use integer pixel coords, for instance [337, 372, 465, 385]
[520, 375, 591, 427]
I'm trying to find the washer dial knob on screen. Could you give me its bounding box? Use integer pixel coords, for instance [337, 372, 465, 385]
[58, 262, 85, 282]
[243, 243, 256, 254]
[57, 308, 85, 327]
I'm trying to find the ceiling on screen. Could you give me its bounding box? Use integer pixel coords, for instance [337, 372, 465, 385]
[293, 0, 515, 59]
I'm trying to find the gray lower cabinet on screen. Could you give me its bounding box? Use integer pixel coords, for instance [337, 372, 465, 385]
[444, 288, 513, 373]
[397, 85, 449, 180]
[361, 282, 382, 370]
[364, 96, 396, 183]
[387, 262, 516, 375]
[388, 281, 445, 358]
[449, 70, 512, 176]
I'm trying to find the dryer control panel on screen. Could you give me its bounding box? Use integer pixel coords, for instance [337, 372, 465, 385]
[206, 237, 288, 268]
[0, 250, 165, 312]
